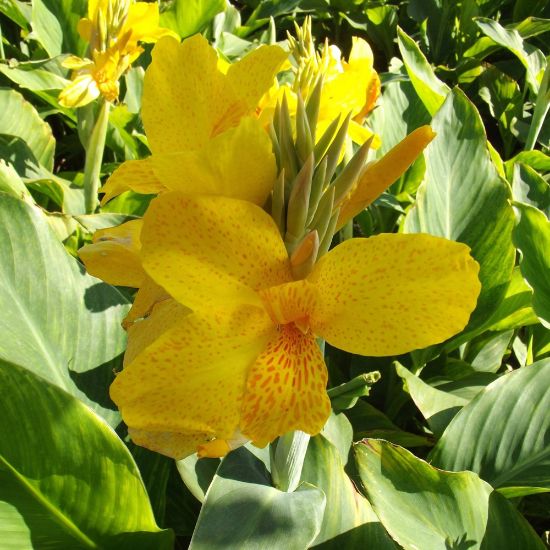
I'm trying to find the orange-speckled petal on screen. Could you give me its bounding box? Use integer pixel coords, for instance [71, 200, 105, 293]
[78, 219, 145, 287]
[259, 280, 318, 327]
[307, 234, 481, 356]
[337, 126, 435, 228]
[100, 158, 166, 205]
[129, 427, 210, 460]
[151, 116, 276, 206]
[141, 193, 292, 312]
[241, 324, 330, 447]
[123, 276, 171, 329]
[142, 34, 242, 154]
[110, 305, 275, 440]
[226, 45, 288, 112]
[124, 298, 189, 366]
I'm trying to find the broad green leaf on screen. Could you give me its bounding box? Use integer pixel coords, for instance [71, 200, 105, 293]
[0, 360, 173, 549]
[430, 359, 550, 497]
[0, 88, 55, 171]
[354, 440, 545, 549]
[0, 62, 69, 92]
[0, 159, 32, 200]
[0, 0, 30, 28]
[465, 329, 514, 372]
[301, 421, 397, 549]
[513, 203, 550, 327]
[404, 88, 515, 332]
[0, 134, 84, 213]
[512, 163, 550, 217]
[161, 0, 225, 39]
[31, 0, 87, 57]
[505, 150, 550, 179]
[0, 194, 128, 425]
[395, 362, 485, 437]
[475, 17, 547, 94]
[396, 27, 450, 116]
[189, 447, 325, 550]
[371, 63, 431, 156]
[176, 456, 220, 503]
[347, 400, 433, 447]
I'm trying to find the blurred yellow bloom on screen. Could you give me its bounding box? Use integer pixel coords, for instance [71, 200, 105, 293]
[59, 0, 173, 108]
[109, 193, 481, 460]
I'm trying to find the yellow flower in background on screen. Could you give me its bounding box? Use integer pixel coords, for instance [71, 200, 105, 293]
[98, 34, 287, 203]
[59, 0, 173, 108]
[109, 193, 481, 460]
[259, 19, 381, 147]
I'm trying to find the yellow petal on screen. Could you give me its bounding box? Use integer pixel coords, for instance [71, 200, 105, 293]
[58, 74, 99, 108]
[124, 298, 189, 365]
[259, 280, 318, 326]
[123, 276, 172, 330]
[78, 219, 145, 287]
[110, 305, 275, 440]
[241, 324, 330, 447]
[142, 34, 242, 154]
[124, 2, 171, 45]
[337, 125, 436, 228]
[141, 193, 292, 311]
[347, 120, 380, 148]
[226, 45, 288, 112]
[100, 158, 166, 205]
[151, 116, 276, 205]
[348, 37, 374, 72]
[129, 427, 210, 460]
[307, 234, 481, 356]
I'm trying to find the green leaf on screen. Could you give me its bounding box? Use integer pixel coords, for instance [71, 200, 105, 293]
[0, 360, 173, 549]
[475, 17, 547, 94]
[189, 447, 325, 550]
[512, 163, 550, 217]
[0, 88, 55, 171]
[0, 159, 32, 200]
[464, 329, 514, 372]
[430, 360, 550, 497]
[404, 88, 515, 332]
[0, 0, 30, 29]
[354, 439, 545, 549]
[0, 62, 69, 92]
[0, 194, 129, 425]
[30, 0, 87, 57]
[513, 203, 550, 327]
[395, 362, 486, 437]
[396, 27, 450, 116]
[346, 400, 433, 447]
[505, 150, 550, 179]
[301, 419, 397, 549]
[160, 0, 225, 39]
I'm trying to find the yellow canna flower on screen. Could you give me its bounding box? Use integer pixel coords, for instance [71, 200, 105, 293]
[98, 34, 287, 204]
[109, 193, 481, 460]
[59, 0, 174, 108]
[259, 19, 381, 147]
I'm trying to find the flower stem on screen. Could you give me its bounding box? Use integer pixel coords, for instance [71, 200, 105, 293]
[82, 99, 110, 213]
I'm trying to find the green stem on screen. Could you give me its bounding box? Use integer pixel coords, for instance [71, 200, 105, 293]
[524, 63, 550, 151]
[82, 100, 110, 213]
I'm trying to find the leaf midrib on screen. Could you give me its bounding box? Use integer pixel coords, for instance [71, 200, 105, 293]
[0, 455, 97, 549]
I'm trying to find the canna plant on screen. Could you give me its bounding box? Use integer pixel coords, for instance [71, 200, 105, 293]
[80, 22, 481, 462]
[1, 2, 549, 548]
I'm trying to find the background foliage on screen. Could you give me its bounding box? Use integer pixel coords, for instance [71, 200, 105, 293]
[0, 0, 549, 548]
